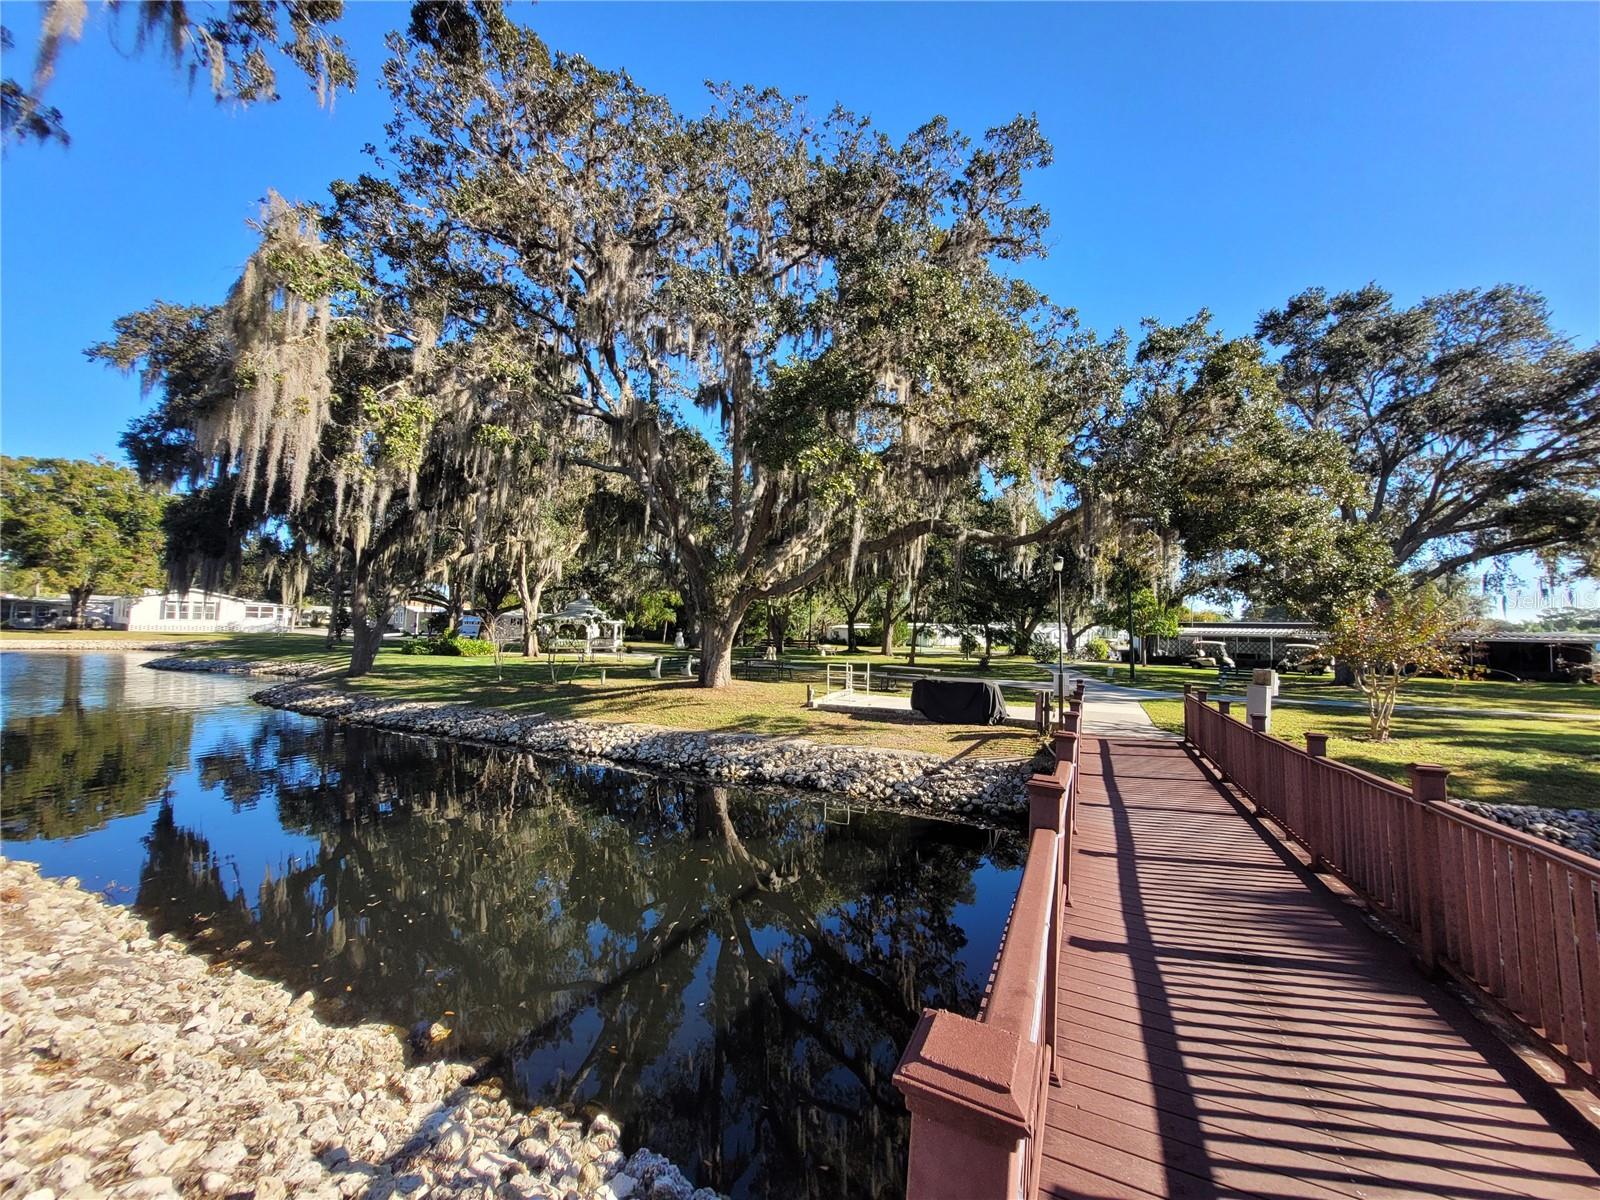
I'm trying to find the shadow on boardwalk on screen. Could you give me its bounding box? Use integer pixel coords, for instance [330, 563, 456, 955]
[1040, 735, 1600, 1200]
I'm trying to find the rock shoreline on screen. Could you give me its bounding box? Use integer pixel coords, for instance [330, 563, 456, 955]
[248, 681, 1035, 822]
[1458, 801, 1600, 859]
[0, 859, 719, 1200]
[143, 655, 328, 679]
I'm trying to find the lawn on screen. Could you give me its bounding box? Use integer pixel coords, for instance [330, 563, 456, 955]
[1141, 699, 1600, 810]
[1088, 659, 1600, 718]
[75, 634, 1040, 762]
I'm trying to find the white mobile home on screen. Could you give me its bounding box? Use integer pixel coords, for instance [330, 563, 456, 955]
[114, 592, 295, 633]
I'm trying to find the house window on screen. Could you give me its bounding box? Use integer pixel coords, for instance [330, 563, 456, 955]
[244, 604, 277, 620]
[160, 600, 218, 621]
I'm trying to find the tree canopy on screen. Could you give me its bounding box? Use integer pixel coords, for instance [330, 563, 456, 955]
[3, 0, 356, 147]
[94, 7, 1599, 676]
[1258, 284, 1600, 585]
[0, 455, 167, 623]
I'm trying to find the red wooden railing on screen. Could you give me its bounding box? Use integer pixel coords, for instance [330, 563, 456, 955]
[893, 687, 1084, 1200]
[1184, 689, 1600, 1085]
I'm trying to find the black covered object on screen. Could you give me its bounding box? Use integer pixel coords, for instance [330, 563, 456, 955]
[909, 678, 1008, 725]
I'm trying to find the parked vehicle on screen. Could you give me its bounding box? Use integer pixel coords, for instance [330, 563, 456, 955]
[1183, 639, 1235, 669]
[1274, 642, 1329, 675]
[3, 612, 59, 630]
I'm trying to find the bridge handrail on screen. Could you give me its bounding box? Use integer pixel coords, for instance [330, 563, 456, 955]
[893, 687, 1086, 1199]
[1182, 688, 1600, 1087]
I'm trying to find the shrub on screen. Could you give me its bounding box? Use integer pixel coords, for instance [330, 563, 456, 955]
[958, 630, 980, 658]
[1028, 633, 1061, 663]
[397, 633, 495, 657]
[444, 635, 495, 657]
[1085, 636, 1111, 662]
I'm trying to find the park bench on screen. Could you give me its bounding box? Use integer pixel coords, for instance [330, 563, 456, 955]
[873, 665, 949, 692]
[736, 657, 798, 682]
[650, 654, 699, 679]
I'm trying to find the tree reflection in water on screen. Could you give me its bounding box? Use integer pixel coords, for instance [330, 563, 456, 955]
[1, 656, 196, 841]
[126, 724, 1021, 1200]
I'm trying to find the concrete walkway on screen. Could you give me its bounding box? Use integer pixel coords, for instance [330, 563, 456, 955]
[812, 678, 1176, 740]
[1079, 680, 1178, 739]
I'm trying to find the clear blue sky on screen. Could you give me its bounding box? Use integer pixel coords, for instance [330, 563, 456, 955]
[2, 1, 1597, 464]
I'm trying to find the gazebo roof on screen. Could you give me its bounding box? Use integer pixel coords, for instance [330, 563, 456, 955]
[554, 592, 607, 620]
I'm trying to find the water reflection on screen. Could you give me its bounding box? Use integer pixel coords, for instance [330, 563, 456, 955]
[1, 655, 1023, 1199]
[1, 655, 197, 840]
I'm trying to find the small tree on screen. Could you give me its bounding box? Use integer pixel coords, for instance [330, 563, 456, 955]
[0, 456, 166, 625]
[1324, 590, 1472, 741]
[482, 610, 515, 682]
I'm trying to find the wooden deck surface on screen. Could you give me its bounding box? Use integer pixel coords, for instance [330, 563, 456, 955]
[1042, 736, 1600, 1200]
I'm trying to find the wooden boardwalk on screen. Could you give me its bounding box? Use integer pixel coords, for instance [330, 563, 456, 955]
[1041, 735, 1600, 1200]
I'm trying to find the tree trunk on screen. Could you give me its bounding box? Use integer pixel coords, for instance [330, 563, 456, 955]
[844, 595, 867, 652]
[68, 585, 92, 628]
[326, 578, 345, 647]
[906, 581, 923, 665]
[697, 609, 743, 688]
[515, 562, 545, 658]
[346, 577, 386, 678]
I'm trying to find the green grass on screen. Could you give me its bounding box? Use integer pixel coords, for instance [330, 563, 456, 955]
[1141, 699, 1600, 810]
[332, 655, 1041, 761]
[1090, 659, 1599, 718]
[67, 634, 1040, 761]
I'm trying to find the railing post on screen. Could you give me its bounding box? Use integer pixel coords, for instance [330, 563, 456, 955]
[1218, 699, 1232, 717]
[1249, 713, 1266, 733]
[1026, 765, 1069, 1088]
[1302, 732, 1330, 869]
[1408, 764, 1450, 973]
[1026, 771, 1067, 835]
[895, 1012, 1038, 1200]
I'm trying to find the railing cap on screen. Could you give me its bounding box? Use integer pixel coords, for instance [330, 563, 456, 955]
[893, 1010, 1035, 1140]
[1409, 763, 1449, 803]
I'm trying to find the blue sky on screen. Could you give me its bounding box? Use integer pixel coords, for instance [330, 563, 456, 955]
[3, 1, 1597, 466]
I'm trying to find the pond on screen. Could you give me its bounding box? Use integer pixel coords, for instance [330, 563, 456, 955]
[0, 652, 1024, 1199]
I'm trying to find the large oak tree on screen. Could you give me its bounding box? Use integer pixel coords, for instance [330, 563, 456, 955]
[1257, 284, 1600, 584]
[326, 8, 1099, 685]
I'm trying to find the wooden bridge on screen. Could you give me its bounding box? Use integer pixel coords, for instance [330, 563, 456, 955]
[895, 689, 1600, 1199]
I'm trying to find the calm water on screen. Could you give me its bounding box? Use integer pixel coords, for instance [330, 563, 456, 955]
[0, 653, 1023, 1199]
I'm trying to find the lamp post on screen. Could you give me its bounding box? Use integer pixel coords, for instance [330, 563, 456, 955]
[1125, 567, 1137, 684]
[1052, 554, 1065, 722]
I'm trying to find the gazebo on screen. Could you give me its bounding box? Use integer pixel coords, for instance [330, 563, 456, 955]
[538, 593, 625, 659]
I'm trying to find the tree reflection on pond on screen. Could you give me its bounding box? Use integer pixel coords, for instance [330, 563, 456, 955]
[3, 656, 1023, 1200]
